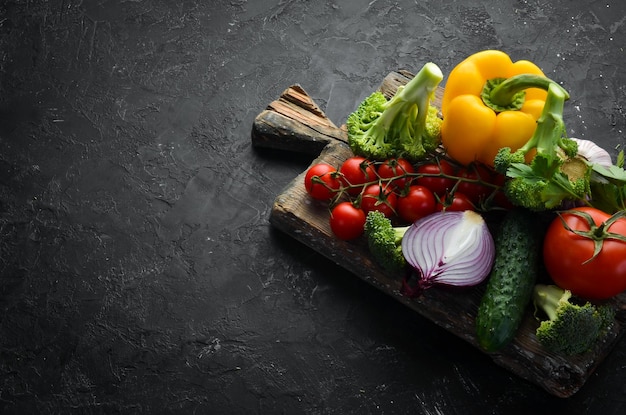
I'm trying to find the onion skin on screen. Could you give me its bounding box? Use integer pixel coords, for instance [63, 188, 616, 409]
[401, 210, 495, 297]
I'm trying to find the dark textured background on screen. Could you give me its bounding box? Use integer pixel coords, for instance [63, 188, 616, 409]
[1, 0, 625, 413]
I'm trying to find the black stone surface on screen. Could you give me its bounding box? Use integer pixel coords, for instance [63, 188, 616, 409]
[1, 0, 625, 414]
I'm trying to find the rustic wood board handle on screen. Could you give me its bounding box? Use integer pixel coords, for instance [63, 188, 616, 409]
[251, 71, 626, 398]
[251, 84, 348, 155]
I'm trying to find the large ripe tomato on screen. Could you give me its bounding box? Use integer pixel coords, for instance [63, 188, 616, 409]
[339, 156, 377, 195]
[304, 163, 341, 201]
[377, 158, 415, 191]
[360, 183, 397, 218]
[415, 160, 456, 196]
[543, 207, 626, 300]
[397, 185, 436, 223]
[329, 202, 366, 240]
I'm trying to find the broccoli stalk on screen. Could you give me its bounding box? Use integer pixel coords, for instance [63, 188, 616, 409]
[493, 82, 591, 211]
[533, 284, 614, 355]
[347, 62, 444, 162]
[363, 210, 409, 275]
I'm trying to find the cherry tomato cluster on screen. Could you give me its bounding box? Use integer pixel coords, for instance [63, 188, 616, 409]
[304, 155, 509, 241]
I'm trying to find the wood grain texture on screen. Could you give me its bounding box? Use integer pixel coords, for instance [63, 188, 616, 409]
[251, 85, 348, 155]
[252, 71, 626, 398]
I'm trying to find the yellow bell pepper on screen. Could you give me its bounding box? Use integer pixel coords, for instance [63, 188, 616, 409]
[440, 50, 567, 167]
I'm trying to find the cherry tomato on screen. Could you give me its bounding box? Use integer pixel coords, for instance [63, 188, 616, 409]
[493, 191, 515, 210]
[397, 185, 436, 223]
[377, 158, 415, 191]
[487, 172, 514, 209]
[436, 192, 475, 212]
[456, 164, 494, 204]
[490, 170, 507, 188]
[339, 156, 377, 195]
[360, 183, 397, 218]
[304, 163, 341, 201]
[543, 207, 626, 299]
[329, 202, 366, 240]
[416, 160, 456, 196]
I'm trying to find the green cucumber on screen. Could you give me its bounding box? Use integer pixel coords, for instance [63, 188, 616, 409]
[475, 208, 543, 352]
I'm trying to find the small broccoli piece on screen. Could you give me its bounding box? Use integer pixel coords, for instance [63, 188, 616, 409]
[494, 83, 592, 211]
[363, 210, 409, 275]
[493, 147, 526, 175]
[502, 174, 548, 209]
[347, 62, 444, 162]
[533, 284, 614, 355]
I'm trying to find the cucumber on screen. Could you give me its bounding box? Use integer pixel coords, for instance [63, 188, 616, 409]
[475, 208, 543, 352]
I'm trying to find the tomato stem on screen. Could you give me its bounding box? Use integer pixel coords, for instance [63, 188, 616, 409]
[557, 209, 626, 263]
[318, 156, 508, 212]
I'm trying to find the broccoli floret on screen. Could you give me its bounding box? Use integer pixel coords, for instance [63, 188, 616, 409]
[493, 83, 592, 211]
[533, 284, 614, 355]
[493, 147, 526, 174]
[346, 92, 394, 160]
[503, 154, 590, 210]
[502, 174, 548, 209]
[347, 62, 444, 163]
[363, 210, 409, 275]
[398, 105, 443, 161]
[423, 106, 444, 152]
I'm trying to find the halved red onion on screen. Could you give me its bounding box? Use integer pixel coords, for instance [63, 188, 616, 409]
[401, 210, 495, 295]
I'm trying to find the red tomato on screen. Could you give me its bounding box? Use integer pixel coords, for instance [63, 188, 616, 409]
[304, 163, 341, 201]
[493, 191, 515, 210]
[488, 172, 514, 209]
[416, 160, 456, 196]
[397, 185, 436, 223]
[329, 202, 366, 240]
[377, 158, 415, 191]
[543, 207, 626, 299]
[490, 170, 507, 187]
[456, 164, 494, 204]
[339, 156, 377, 195]
[360, 183, 397, 218]
[436, 192, 475, 212]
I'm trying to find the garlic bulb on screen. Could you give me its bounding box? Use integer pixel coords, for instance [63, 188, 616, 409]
[571, 137, 613, 167]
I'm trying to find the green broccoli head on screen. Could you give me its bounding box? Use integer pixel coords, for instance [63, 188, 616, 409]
[363, 210, 409, 275]
[502, 147, 590, 211]
[504, 174, 589, 211]
[533, 284, 614, 355]
[346, 62, 443, 162]
[424, 106, 443, 146]
[503, 176, 548, 211]
[347, 91, 396, 160]
[492, 83, 592, 211]
[398, 105, 442, 160]
[493, 147, 526, 175]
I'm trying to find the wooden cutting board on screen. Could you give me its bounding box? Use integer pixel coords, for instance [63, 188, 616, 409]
[251, 71, 626, 398]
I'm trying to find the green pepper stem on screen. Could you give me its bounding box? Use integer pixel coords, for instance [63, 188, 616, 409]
[482, 74, 570, 113]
